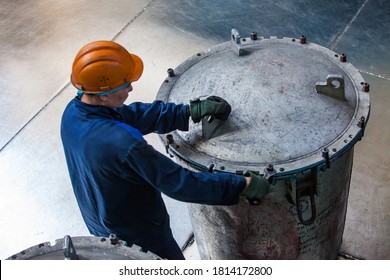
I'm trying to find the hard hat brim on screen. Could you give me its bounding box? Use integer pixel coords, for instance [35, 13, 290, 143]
[129, 54, 143, 82]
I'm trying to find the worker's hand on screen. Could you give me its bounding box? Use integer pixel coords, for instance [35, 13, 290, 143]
[240, 171, 271, 206]
[189, 96, 232, 123]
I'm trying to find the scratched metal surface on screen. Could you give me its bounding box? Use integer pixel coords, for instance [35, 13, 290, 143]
[0, 0, 389, 260]
[157, 39, 359, 169]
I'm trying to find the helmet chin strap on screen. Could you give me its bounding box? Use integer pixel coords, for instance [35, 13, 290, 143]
[77, 89, 84, 99]
[77, 82, 131, 98]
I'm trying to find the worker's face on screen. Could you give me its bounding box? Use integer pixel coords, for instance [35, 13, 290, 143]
[103, 83, 133, 108]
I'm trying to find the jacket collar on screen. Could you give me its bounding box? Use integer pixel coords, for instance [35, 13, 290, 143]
[73, 97, 123, 120]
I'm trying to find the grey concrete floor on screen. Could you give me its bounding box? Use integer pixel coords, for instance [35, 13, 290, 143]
[0, 0, 389, 260]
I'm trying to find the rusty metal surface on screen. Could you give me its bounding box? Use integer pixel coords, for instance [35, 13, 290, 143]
[188, 150, 353, 259]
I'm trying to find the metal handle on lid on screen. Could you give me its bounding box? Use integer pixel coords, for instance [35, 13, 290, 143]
[231, 29, 244, 56]
[63, 235, 78, 260]
[315, 74, 346, 101]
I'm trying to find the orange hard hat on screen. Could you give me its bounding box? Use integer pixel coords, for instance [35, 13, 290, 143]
[70, 41, 143, 93]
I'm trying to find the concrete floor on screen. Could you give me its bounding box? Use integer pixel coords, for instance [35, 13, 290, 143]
[0, 0, 389, 260]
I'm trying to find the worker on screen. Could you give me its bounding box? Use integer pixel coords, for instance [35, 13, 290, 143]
[61, 41, 271, 260]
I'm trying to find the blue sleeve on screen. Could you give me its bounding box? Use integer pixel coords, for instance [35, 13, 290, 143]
[117, 100, 190, 135]
[124, 139, 246, 205]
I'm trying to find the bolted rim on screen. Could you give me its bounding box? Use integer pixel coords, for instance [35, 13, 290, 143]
[157, 34, 370, 178]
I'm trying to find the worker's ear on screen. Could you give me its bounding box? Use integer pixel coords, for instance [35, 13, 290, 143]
[99, 95, 109, 102]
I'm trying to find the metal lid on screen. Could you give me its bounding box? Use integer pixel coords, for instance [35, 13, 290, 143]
[7, 235, 163, 260]
[157, 30, 370, 177]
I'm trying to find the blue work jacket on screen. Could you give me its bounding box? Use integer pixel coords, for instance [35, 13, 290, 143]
[61, 97, 245, 252]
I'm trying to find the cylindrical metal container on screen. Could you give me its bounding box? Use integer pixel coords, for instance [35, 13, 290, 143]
[7, 235, 163, 260]
[157, 30, 370, 259]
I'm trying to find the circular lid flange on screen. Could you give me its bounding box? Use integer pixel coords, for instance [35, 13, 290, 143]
[157, 35, 370, 176]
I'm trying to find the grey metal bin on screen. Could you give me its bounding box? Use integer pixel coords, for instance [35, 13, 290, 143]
[157, 29, 370, 259]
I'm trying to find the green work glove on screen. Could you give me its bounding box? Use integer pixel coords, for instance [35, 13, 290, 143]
[241, 171, 271, 205]
[189, 96, 232, 123]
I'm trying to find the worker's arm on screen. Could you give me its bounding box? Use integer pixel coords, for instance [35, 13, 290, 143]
[117, 100, 190, 135]
[123, 138, 269, 205]
[117, 96, 232, 135]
